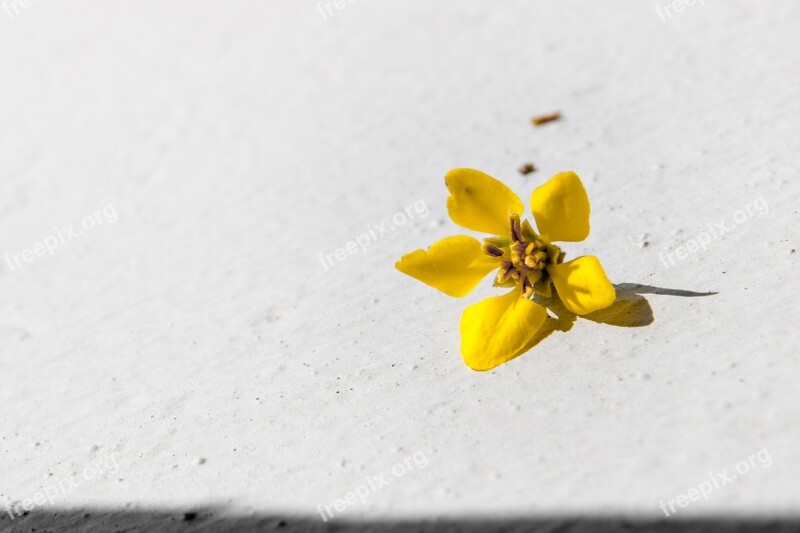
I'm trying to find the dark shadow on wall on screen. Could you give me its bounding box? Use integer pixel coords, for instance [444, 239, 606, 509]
[1, 508, 798, 533]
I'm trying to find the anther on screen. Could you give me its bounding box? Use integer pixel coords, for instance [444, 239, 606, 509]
[509, 212, 523, 242]
[522, 276, 534, 299]
[495, 262, 513, 284]
[482, 242, 504, 257]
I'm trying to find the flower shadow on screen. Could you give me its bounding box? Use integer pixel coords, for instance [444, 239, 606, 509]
[511, 283, 717, 359]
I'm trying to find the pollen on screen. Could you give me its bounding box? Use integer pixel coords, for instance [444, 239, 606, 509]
[484, 212, 563, 298]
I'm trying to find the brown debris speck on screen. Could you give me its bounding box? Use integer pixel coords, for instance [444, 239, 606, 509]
[518, 163, 536, 175]
[532, 111, 562, 126]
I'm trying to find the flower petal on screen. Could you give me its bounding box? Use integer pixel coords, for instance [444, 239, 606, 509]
[395, 235, 499, 298]
[530, 171, 590, 242]
[460, 289, 548, 371]
[446, 168, 524, 237]
[548, 256, 616, 315]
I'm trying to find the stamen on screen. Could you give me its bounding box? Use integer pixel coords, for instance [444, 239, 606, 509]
[509, 212, 523, 242]
[522, 275, 534, 299]
[482, 242, 504, 257]
[491, 215, 562, 293]
[495, 261, 513, 284]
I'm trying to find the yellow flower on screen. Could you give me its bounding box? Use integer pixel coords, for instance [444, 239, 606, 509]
[396, 169, 616, 371]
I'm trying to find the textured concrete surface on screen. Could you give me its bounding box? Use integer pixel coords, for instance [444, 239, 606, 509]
[1, 1, 799, 531]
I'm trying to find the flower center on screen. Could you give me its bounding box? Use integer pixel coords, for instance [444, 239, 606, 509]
[482, 213, 563, 299]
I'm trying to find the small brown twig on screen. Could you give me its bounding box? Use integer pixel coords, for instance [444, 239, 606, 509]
[531, 111, 562, 126]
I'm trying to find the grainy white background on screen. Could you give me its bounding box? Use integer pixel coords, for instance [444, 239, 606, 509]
[0, 0, 798, 526]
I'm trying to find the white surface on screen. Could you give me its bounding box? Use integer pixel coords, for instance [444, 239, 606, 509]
[1, 0, 799, 522]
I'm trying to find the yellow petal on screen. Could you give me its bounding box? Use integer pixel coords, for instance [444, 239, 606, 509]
[548, 256, 616, 315]
[396, 235, 498, 298]
[530, 171, 590, 242]
[446, 168, 524, 237]
[460, 289, 548, 371]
